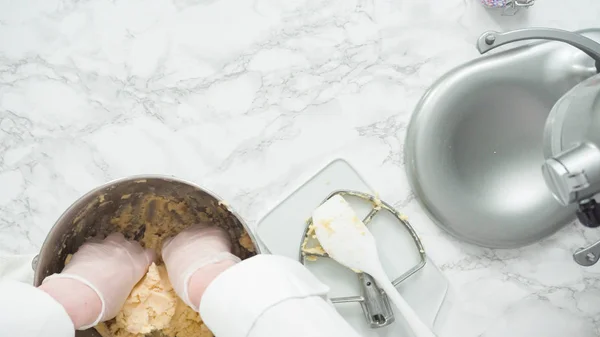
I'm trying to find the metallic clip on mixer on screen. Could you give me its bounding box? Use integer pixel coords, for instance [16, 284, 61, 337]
[478, 28, 600, 266]
[299, 190, 426, 328]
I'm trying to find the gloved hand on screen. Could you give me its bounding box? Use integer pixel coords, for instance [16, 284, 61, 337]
[162, 225, 241, 311]
[41, 233, 154, 329]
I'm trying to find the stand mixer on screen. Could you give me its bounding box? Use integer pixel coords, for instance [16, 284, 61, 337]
[542, 67, 600, 266]
[478, 28, 600, 266]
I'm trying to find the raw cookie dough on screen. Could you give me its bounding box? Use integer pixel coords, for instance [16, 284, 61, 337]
[109, 195, 203, 257]
[116, 263, 176, 334]
[95, 263, 212, 337]
[301, 224, 326, 261]
[238, 231, 255, 253]
[107, 194, 254, 260]
[70, 191, 255, 337]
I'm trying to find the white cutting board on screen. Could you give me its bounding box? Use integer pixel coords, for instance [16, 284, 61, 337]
[256, 159, 448, 336]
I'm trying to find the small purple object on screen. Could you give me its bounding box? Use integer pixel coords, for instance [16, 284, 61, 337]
[480, 0, 511, 7]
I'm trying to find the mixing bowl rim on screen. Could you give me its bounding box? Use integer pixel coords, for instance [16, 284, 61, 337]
[33, 174, 261, 285]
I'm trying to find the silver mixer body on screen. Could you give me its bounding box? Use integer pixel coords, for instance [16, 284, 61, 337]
[480, 29, 600, 266]
[543, 73, 600, 266]
[472, 28, 600, 265]
[542, 74, 600, 208]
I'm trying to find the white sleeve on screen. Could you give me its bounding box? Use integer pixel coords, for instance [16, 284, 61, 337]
[0, 280, 74, 337]
[200, 255, 361, 337]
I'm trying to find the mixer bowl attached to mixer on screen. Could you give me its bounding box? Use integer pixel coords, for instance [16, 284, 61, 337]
[405, 28, 600, 248]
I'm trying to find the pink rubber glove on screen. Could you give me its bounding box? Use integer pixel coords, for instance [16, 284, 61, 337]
[41, 233, 154, 329]
[162, 225, 241, 311]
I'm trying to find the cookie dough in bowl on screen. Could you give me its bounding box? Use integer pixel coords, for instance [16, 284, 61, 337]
[33, 176, 260, 337]
[94, 263, 210, 337]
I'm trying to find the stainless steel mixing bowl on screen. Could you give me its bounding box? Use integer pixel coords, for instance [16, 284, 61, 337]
[405, 29, 600, 248]
[32, 175, 260, 337]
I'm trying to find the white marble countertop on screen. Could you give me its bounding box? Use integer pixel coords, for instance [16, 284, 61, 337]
[2, 0, 600, 336]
